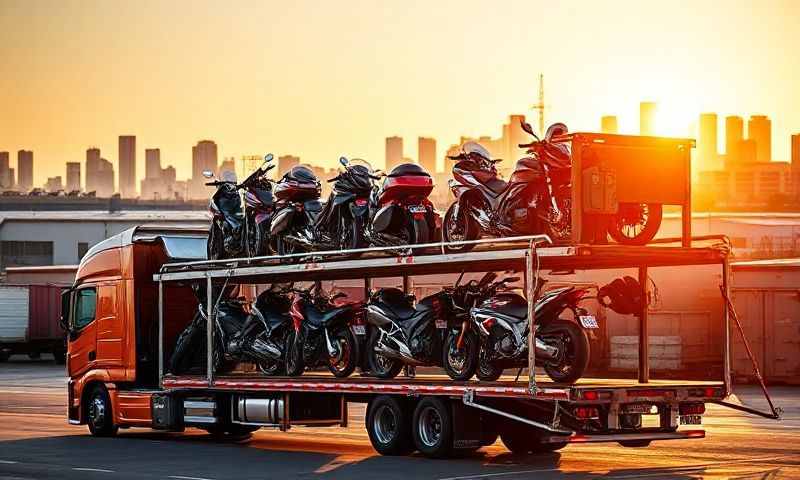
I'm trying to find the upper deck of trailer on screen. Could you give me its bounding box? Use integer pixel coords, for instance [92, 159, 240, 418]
[153, 235, 731, 284]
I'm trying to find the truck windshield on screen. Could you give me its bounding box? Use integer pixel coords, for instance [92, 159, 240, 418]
[160, 236, 207, 261]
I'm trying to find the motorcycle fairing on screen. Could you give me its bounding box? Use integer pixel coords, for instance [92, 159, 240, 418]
[270, 205, 296, 235]
[302, 302, 352, 329]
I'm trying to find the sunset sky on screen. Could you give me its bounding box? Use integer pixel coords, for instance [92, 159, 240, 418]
[1, 0, 798, 186]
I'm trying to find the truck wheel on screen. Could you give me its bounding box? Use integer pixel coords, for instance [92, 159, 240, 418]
[53, 348, 66, 365]
[366, 396, 413, 455]
[284, 330, 305, 376]
[500, 426, 566, 454]
[87, 385, 118, 437]
[412, 397, 453, 458]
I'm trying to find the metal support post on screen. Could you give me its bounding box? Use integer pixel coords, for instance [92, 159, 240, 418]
[402, 275, 412, 295]
[526, 241, 537, 395]
[206, 275, 214, 387]
[721, 258, 732, 395]
[637, 265, 649, 383]
[158, 280, 164, 388]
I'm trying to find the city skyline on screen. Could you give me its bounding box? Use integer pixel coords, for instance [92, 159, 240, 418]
[1, 0, 798, 187]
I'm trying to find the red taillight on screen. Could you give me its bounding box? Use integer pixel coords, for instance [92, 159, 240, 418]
[573, 406, 600, 419]
[355, 198, 368, 206]
[679, 403, 705, 415]
[582, 391, 598, 401]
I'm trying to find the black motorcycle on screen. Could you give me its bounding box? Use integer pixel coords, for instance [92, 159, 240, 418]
[270, 164, 323, 256]
[285, 284, 365, 378]
[168, 282, 291, 375]
[272, 157, 378, 255]
[442, 272, 596, 384]
[204, 154, 275, 260]
[365, 163, 438, 251]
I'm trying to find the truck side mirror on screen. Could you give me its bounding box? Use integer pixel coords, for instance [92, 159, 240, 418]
[60, 289, 72, 333]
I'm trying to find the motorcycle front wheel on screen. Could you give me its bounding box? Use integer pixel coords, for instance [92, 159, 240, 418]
[328, 327, 359, 378]
[608, 202, 662, 246]
[476, 346, 503, 382]
[284, 329, 305, 376]
[442, 329, 478, 381]
[169, 319, 202, 374]
[539, 319, 589, 384]
[249, 219, 269, 257]
[366, 331, 403, 379]
[443, 203, 479, 253]
[341, 215, 366, 256]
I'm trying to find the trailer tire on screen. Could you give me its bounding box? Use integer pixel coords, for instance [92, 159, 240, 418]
[412, 397, 454, 458]
[86, 384, 118, 437]
[53, 347, 66, 365]
[500, 426, 566, 454]
[366, 396, 414, 456]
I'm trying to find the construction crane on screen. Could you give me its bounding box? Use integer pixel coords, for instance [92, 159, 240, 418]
[531, 73, 546, 135]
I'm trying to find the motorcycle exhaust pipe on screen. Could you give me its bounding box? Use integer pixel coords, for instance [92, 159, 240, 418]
[249, 338, 282, 361]
[375, 343, 425, 366]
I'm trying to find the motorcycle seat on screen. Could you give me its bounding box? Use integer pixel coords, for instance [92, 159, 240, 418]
[485, 177, 508, 195]
[304, 303, 350, 327]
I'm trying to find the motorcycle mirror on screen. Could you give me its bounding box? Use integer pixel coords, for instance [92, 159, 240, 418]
[339, 156, 349, 167]
[201, 170, 215, 179]
[264, 153, 274, 163]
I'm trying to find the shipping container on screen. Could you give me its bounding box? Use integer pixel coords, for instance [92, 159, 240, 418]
[0, 284, 66, 362]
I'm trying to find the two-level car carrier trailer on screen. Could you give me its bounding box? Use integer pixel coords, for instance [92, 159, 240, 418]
[63, 226, 780, 458]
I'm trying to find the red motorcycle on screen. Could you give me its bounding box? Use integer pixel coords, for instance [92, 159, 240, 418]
[366, 163, 439, 251]
[285, 284, 366, 378]
[270, 164, 323, 255]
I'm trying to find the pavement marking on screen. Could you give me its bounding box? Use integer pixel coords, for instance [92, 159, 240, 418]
[0, 460, 19, 464]
[168, 476, 216, 480]
[72, 467, 114, 473]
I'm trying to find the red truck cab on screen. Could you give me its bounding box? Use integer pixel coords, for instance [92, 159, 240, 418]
[63, 226, 206, 434]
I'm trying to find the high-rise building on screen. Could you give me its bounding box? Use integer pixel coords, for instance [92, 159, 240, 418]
[118, 135, 136, 197]
[45, 176, 63, 192]
[640, 102, 657, 136]
[725, 116, 744, 167]
[601, 115, 618, 134]
[418, 137, 437, 174]
[192, 140, 218, 179]
[145, 148, 161, 179]
[385, 136, 403, 170]
[85, 147, 102, 193]
[95, 158, 115, 198]
[738, 139, 757, 164]
[218, 158, 237, 179]
[190, 140, 218, 199]
[278, 155, 300, 175]
[0, 151, 10, 189]
[697, 113, 718, 172]
[748, 115, 771, 163]
[66, 162, 81, 192]
[17, 150, 33, 190]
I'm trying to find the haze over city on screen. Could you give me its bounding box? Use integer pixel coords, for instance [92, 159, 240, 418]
[2, 0, 799, 188]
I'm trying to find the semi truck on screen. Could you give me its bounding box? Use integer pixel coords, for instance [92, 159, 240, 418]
[59, 224, 780, 457]
[0, 283, 67, 363]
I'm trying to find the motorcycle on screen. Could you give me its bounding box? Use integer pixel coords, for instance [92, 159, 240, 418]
[204, 154, 276, 260]
[365, 163, 439, 251]
[285, 284, 366, 378]
[168, 282, 292, 375]
[272, 157, 378, 256]
[442, 272, 595, 384]
[442, 120, 662, 251]
[364, 277, 466, 379]
[270, 164, 323, 256]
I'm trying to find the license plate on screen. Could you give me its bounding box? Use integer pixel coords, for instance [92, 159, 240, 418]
[352, 325, 366, 336]
[579, 315, 599, 329]
[435, 319, 447, 329]
[680, 415, 702, 425]
[622, 403, 655, 414]
[408, 205, 427, 213]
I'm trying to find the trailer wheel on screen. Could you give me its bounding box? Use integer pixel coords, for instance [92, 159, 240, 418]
[412, 397, 454, 458]
[500, 426, 567, 454]
[52, 348, 66, 365]
[366, 396, 413, 455]
[87, 384, 118, 437]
